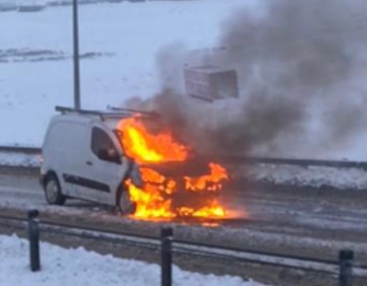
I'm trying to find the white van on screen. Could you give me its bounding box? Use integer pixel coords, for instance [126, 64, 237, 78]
[39, 106, 144, 214]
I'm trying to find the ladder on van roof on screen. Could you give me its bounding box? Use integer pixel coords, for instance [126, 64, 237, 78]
[55, 106, 160, 120]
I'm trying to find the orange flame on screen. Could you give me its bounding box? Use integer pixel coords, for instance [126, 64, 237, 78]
[116, 117, 228, 220]
[119, 117, 187, 163]
[184, 163, 228, 191]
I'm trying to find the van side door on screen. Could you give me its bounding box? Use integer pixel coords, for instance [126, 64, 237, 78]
[78, 125, 128, 205]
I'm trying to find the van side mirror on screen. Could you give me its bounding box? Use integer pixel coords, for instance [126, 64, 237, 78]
[97, 148, 121, 164]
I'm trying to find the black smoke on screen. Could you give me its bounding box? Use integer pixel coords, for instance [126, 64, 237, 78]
[125, 0, 367, 158]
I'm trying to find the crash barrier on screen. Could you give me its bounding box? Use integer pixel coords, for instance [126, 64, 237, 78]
[21, 209, 361, 285]
[161, 229, 356, 286]
[27, 210, 40, 272]
[26, 209, 174, 285]
[161, 228, 173, 286]
[339, 250, 354, 286]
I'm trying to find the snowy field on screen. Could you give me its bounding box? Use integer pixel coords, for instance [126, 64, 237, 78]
[0, 0, 256, 146]
[0, 234, 269, 286]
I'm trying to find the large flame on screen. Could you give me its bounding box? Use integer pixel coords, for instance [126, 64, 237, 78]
[116, 117, 228, 220]
[120, 117, 187, 163]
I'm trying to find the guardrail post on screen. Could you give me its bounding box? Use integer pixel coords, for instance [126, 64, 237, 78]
[28, 210, 40, 272]
[161, 227, 173, 286]
[339, 249, 353, 286]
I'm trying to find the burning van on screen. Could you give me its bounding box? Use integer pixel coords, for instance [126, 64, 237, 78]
[40, 106, 229, 219]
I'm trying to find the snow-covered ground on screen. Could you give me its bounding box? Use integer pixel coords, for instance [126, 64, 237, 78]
[0, 0, 256, 146]
[0, 234, 269, 286]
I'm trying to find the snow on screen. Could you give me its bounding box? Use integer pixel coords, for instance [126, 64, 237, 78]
[0, 234, 269, 286]
[244, 164, 367, 190]
[0, 0, 260, 146]
[0, 152, 40, 167]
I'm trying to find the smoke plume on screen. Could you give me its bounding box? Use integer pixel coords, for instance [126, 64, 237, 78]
[125, 0, 367, 158]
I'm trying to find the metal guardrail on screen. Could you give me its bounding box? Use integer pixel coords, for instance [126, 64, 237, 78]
[1, 212, 366, 280]
[0, 146, 41, 154]
[216, 156, 367, 170]
[1, 145, 367, 170]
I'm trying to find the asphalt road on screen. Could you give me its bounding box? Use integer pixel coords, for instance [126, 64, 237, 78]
[0, 169, 367, 263]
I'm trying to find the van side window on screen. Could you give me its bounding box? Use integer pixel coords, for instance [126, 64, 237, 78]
[91, 127, 117, 156]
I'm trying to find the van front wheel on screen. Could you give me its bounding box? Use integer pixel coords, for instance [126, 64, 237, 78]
[117, 188, 136, 215]
[45, 174, 66, 205]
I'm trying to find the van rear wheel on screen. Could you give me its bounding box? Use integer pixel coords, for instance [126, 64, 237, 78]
[117, 188, 136, 215]
[45, 174, 66, 205]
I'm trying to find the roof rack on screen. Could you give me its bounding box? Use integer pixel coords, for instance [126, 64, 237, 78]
[55, 106, 159, 121]
[107, 105, 160, 119]
[55, 106, 135, 121]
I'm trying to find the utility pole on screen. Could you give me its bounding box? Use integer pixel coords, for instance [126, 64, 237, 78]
[73, 0, 81, 109]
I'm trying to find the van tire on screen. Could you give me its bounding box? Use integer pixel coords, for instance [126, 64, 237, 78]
[44, 174, 66, 205]
[116, 187, 136, 215]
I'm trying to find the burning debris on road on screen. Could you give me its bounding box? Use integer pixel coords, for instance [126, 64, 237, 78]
[116, 116, 229, 220]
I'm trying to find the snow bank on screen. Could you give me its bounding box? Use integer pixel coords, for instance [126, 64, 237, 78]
[0, 153, 40, 167]
[0, 234, 268, 286]
[244, 164, 367, 190]
[0, 0, 260, 146]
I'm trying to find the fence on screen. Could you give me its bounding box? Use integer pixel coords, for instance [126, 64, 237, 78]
[23, 209, 361, 286]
